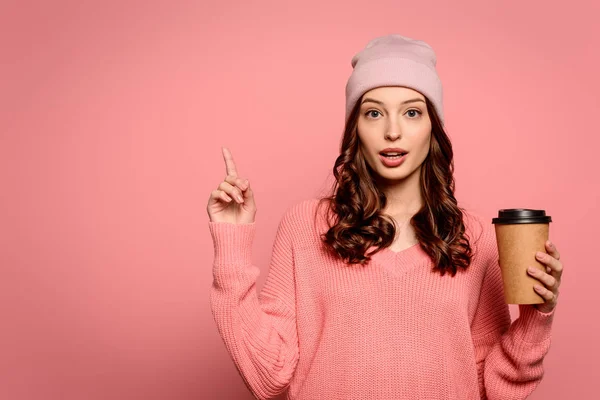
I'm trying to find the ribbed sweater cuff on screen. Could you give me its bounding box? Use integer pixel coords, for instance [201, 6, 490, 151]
[516, 304, 556, 343]
[208, 221, 256, 266]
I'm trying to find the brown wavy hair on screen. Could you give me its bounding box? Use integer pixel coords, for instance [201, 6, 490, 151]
[315, 93, 473, 276]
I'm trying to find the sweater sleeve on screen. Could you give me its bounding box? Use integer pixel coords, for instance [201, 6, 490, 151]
[208, 212, 300, 400]
[470, 225, 555, 400]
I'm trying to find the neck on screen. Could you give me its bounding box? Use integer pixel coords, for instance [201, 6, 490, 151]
[377, 167, 423, 218]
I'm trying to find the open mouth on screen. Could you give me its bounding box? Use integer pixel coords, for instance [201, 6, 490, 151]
[380, 152, 407, 159]
[379, 152, 408, 167]
[380, 153, 406, 159]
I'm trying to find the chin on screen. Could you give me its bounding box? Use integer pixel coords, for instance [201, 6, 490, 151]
[378, 169, 409, 181]
[381, 165, 419, 180]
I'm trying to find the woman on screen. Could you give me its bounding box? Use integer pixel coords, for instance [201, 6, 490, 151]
[206, 34, 563, 400]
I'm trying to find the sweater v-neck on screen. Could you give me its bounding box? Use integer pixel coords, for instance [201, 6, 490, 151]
[368, 242, 428, 277]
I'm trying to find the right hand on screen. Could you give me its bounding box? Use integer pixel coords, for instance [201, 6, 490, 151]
[207, 147, 257, 224]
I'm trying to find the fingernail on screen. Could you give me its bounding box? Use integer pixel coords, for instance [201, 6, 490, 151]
[528, 267, 535, 273]
[547, 240, 552, 247]
[536, 252, 544, 259]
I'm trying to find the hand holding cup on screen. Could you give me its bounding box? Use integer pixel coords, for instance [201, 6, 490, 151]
[525, 240, 563, 313]
[492, 209, 559, 306]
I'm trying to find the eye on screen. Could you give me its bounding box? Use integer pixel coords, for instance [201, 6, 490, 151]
[406, 109, 422, 118]
[365, 110, 382, 119]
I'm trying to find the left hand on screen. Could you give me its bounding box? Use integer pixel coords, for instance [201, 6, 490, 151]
[526, 240, 563, 313]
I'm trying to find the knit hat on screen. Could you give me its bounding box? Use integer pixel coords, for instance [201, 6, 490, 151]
[345, 34, 444, 126]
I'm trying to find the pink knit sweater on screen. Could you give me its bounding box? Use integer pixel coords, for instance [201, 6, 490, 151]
[208, 198, 555, 400]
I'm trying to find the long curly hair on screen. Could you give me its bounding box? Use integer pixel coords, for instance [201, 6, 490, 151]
[315, 93, 473, 276]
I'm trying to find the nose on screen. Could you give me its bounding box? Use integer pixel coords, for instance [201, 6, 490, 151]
[385, 130, 401, 140]
[385, 124, 402, 140]
[384, 115, 402, 141]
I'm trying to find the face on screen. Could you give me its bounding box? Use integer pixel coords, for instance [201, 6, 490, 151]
[356, 86, 432, 184]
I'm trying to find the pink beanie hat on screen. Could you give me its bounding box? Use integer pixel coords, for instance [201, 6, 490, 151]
[345, 34, 444, 126]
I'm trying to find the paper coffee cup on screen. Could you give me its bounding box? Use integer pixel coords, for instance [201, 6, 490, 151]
[492, 209, 552, 305]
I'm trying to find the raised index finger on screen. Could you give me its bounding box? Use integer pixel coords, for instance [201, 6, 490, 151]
[222, 147, 239, 177]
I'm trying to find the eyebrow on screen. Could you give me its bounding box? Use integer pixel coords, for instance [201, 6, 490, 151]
[360, 97, 425, 106]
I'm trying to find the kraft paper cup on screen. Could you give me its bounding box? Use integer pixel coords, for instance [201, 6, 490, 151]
[492, 209, 553, 305]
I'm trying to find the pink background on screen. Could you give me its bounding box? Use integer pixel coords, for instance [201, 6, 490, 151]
[2, 0, 598, 399]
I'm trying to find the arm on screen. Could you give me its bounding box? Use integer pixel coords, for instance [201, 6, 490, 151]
[471, 226, 555, 400]
[208, 210, 299, 400]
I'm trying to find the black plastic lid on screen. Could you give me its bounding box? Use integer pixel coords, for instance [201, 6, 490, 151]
[492, 209, 552, 224]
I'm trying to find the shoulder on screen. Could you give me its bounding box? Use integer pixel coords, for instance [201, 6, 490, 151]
[460, 208, 497, 262]
[277, 197, 331, 245]
[461, 208, 486, 241]
[280, 197, 330, 224]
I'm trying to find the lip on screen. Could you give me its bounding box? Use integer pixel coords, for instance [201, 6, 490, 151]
[379, 153, 407, 167]
[379, 147, 408, 155]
